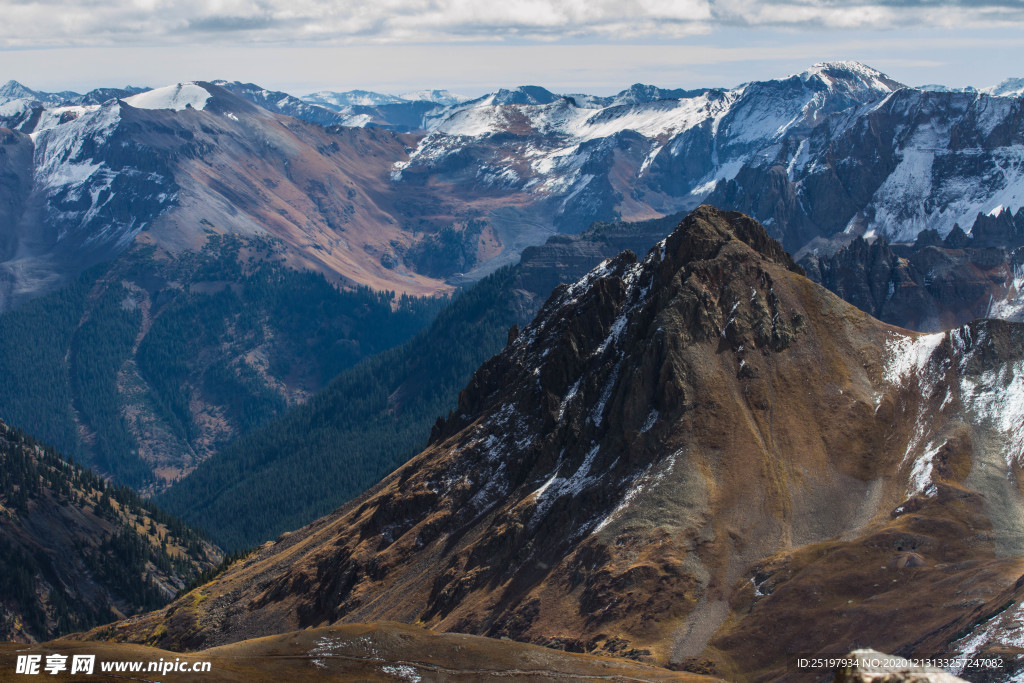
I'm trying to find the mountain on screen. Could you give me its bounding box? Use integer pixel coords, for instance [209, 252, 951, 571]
[800, 208, 1024, 331]
[982, 77, 1024, 98]
[296, 89, 454, 131]
[4, 63, 1024, 502]
[0, 80, 146, 107]
[0, 78, 482, 494]
[607, 83, 714, 107]
[210, 80, 353, 128]
[0, 419, 219, 642]
[392, 61, 905, 239]
[0, 80, 45, 103]
[0, 80, 73, 107]
[399, 89, 471, 105]
[96, 207, 1024, 680]
[476, 85, 562, 106]
[304, 89, 408, 108]
[155, 212, 680, 549]
[0, 79, 470, 309]
[5, 63, 1024, 316]
[71, 86, 149, 106]
[706, 82, 1024, 250]
[917, 84, 979, 94]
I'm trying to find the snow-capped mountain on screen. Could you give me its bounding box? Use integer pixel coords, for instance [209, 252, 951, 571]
[917, 83, 979, 94]
[709, 85, 1024, 248]
[123, 83, 212, 111]
[0, 79, 146, 107]
[209, 80, 352, 128]
[304, 88, 471, 109]
[982, 77, 1024, 98]
[304, 89, 407, 108]
[0, 80, 459, 309]
[392, 61, 905, 239]
[0, 79, 73, 106]
[398, 89, 471, 105]
[3, 62, 1024, 316]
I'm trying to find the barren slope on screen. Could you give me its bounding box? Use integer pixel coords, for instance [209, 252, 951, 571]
[11, 622, 717, 682]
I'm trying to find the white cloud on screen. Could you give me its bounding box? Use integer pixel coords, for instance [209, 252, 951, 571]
[0, 0, 714, 46]
[1, 0, 1021, 48]
[711, 0, 1024, 29]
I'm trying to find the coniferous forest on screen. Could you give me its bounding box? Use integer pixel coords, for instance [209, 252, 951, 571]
[0, 235, 446, 491]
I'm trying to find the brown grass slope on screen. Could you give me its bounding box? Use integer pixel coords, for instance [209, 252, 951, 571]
[86, 206, 1024, 680]
[7, 622, 717, 682]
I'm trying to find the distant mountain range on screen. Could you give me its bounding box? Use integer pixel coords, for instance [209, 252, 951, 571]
[2, 63, 1023, 315]
[918, 77, 1024, 98]
[1, 60, 1021, 519]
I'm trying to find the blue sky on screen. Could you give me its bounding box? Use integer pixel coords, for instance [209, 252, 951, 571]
[0, 0, 1021, 96]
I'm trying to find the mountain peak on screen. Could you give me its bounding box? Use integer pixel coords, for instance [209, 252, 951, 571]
[98, 205, 1024, 678]
[982, 77, 1024, 97]
[399, 89, 470, 105]
[610, 82, 709, 105]
[437, 206, 805, 442]
[0, 79, 39, 100]
[121, 82, 213, 111]
[666, 205, 803, 274]
[799, 60, 904, 92]
[487, 85, 560, 106]
[303, 89, 406, 107]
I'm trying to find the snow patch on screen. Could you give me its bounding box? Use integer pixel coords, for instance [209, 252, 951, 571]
[592, 449, 678, 534]
[908, 441, 944, 496]
[533, 445, 601, 521]
[380, 665, 422, 682]
[951, 600, 1024, 675]
[882, 332, 945, 386]
[123, 83, 212, 111]
[557, 379, 581, 422]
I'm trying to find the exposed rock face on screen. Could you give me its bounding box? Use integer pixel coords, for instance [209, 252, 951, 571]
[707, 89, 1024, 251]
[92, 207, 1024, 681]
[800, 215, 1024, 331]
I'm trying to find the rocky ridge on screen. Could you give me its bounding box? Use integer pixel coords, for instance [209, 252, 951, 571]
[800, 208, 1024, 331]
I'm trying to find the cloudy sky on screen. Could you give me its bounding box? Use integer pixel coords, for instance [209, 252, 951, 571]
[0, 0, 1021, 96]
